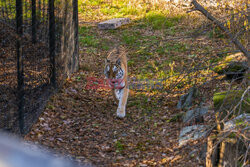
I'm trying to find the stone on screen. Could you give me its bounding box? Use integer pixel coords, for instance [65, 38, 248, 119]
[183, 107, 208, 124]
[179, 125, 208, 146]
[98, 18, 130, 30]
[213, 90, 250, 121]
[213, 52, 248, 80]
[224, 113, 250, 132]
[177, 87, 198, 109]
[224, 61, 248, 80]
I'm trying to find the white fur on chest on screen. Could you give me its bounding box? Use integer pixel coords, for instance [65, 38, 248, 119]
[115, 88, 123, 100]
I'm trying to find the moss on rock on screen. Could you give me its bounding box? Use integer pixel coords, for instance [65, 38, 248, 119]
[213, 53, 248, 79]
[213, 90, 250, 120]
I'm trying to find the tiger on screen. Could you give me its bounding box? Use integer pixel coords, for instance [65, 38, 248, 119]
[104, 46, 129, 118]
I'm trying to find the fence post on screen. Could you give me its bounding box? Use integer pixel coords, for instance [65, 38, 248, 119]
[49, 0, 56, 87]
[16, 0, 24, 134]
[32, 0, 36, 43]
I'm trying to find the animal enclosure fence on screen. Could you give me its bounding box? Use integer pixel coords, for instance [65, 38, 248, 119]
[0, 0, 79, 134]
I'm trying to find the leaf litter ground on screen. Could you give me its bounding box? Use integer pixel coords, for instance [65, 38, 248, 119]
[25, 13, 237, 166]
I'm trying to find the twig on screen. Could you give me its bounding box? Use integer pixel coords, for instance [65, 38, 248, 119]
[243, 143, 249, 166]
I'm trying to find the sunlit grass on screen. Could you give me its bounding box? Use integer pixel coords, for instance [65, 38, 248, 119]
[78, 0, 186, 25]
[78, 0, 221, 95]
[145, 11, 184, 30]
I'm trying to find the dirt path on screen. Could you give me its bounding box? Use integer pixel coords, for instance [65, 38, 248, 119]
[25, 15, 229, 166]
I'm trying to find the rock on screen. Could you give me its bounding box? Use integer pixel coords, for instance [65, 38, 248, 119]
[213, 52, 248, 80]
[179, 125, 208, 146]
[177, 87, 198, 109]
[213, 90, 250, 121]
[98, 18, 130, 30]
[224, 113, 250, 132]
[183, 107, 208, 124]
[224, 62, 248, 80]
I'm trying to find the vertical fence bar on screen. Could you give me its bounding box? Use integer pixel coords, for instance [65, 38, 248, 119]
[16, 0, 24, 134]
[4, 0, 9, 20]
[1, 0, 5, 18]
[42, 0, 44, 19]
[32, 0, 36, 43]
[49, 0, 55, 86]
[73, 0, 79, 71]
[38, 0, 41, 22]
[23, 0, 27, 20]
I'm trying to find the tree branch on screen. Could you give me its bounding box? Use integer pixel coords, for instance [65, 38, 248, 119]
[191, 0, 250, 60]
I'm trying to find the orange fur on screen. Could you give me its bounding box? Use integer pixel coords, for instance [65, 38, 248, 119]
[104, 47, 129, 118]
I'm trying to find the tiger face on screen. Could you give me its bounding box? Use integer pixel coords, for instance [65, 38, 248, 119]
[104, 58, 125, 88]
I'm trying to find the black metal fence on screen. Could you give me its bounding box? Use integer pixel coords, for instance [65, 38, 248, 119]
[0, 0, 79, 135]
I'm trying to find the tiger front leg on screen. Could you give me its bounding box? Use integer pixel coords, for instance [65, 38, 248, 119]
[116, 87, 129, 118]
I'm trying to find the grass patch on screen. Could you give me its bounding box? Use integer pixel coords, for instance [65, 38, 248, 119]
[115, 140, 125, 152]
[167, 113, 184, 123]
[208, 27, 225, 38]
[145, 11, 184, 30]
[156, 42, 188, 55]
[122, 33, 137, 45]
[80, 35, 99, 48]
[121, 31, 142, 46]
[79, 26, 99, 47]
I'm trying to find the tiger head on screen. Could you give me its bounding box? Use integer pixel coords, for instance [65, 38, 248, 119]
[104, 47, 125, 88]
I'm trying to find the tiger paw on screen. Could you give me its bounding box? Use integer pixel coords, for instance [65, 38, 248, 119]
[117, 109, 126, 118]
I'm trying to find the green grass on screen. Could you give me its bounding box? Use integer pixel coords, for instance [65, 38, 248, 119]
[208, 27, 225, 38]
[121, 30, 142, 45]
[122, 33, 137, 45]
[145, 11, 184, 30]
[79, 26, 99, 47]
[78, 0, 186, 24]
[166, 113, 184, 123]
[80, 35, 99, 47]
[213, 90, 250, 119]
[78, 0, 205, 94]
[156, 43, 188, 55]
[115, 140, 125, 152]
[79, 26, 112, 50]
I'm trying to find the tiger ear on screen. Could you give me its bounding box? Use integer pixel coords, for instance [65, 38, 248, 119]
[116, 58, 121, 65]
